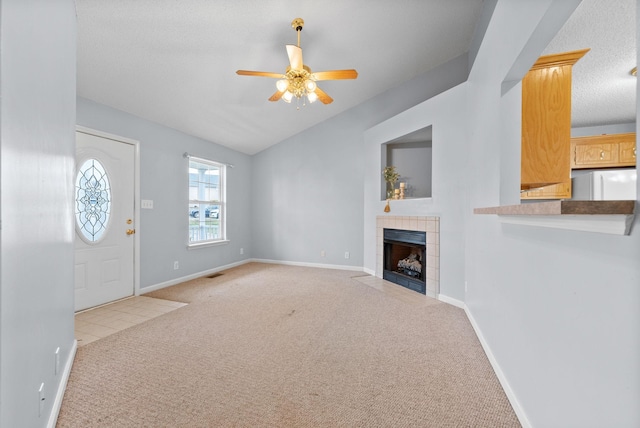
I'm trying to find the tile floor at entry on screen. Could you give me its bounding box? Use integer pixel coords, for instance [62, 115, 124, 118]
[74, 296, 187, 347]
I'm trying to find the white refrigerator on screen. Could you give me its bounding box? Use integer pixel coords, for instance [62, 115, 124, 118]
[571, 168, 637, 200]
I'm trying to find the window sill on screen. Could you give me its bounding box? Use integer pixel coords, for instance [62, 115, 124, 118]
[474, 200, 636, 235]
[187, 239, 230, 250]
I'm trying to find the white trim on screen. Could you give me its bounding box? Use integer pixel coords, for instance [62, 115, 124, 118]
[251, 258, 365, 272]
[134, 140, 141, 297]
[499, 214, 635, 235]
[75, 126, 142, 299]
[187, 239, 230, 250]
[76, 125, 139, 145]
[437, 293, 464, 308]
[141, 259, 364, 294]
[464, 306, 532, 428]
[363, 266, 376, 276]
[184, 153, 234, 169]
[187, 156, 227, 245]
[48, 340, 78, 428]
[140, 259, 252, 294]
[186, 155, 225, 168]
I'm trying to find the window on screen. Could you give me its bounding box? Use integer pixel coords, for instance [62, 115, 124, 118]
[188, 156, 226, 246]
[75, 158, 112, 243]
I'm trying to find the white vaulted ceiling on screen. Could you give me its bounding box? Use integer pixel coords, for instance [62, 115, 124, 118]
[76, 0, 635, 155]
[76, 0, 484, 154]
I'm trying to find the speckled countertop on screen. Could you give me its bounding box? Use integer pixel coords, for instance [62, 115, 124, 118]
[474, 200, 636, 215]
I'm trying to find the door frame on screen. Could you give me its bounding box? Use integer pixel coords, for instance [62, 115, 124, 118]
[76, 125, 141, 298]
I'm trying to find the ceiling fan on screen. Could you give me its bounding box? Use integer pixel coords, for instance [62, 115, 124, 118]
[236, 18, 358, 105]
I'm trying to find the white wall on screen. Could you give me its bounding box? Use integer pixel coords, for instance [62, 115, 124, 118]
[466, 1, 640, 426]
[0, 0, 77, 426]
[251, 54, 470, 268]
[363, 83, 469, 302]
[2, 1, 634, 427]
[77, 98, 253, 289]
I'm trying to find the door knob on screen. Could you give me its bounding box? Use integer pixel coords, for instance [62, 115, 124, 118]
[126, 229, 136, 235]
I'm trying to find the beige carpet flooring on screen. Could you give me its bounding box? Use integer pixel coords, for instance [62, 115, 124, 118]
[57, 263, 520, 427]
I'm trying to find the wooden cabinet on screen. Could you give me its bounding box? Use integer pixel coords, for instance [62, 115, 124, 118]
[520, 181, 571, 200]
[521, 49, 588, 197]
[571, 133, 636, 169]
[619, 138, 637, 165]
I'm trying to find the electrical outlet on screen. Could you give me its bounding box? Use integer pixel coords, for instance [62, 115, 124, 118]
[141, 199, 154, 209]
[38, 383, 45, 417]
[320, 250, 326, 257]
[54, 347, 60, 375]
[344, 251, 350, 259]
[173, 261, 179, 270]
[240, 248, 244, 255]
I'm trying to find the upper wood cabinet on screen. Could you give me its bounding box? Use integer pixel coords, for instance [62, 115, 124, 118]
[620, 139, 637, 164]
[571, 133, 636, 169]
[521, 49, 589, 193]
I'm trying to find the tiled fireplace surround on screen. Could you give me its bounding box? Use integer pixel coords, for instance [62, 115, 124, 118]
[376, 216, 440, 298]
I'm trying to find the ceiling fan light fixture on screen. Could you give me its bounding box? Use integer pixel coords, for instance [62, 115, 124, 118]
[276, 79, 289, 92]
[305, 79, 317, 92]
[282, 91, 293, 103]
[307, 91, 318, 103]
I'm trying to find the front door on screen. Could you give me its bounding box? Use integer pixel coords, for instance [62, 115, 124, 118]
[74, 130, 135, 311]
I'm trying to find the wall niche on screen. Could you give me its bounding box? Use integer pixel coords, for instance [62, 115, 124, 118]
[381, 125, 433, 200]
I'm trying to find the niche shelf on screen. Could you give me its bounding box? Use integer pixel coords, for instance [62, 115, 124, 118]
[381, 126, 433, 200]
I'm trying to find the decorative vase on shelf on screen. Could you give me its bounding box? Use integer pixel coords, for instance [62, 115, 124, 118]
[386, 182, 394, 199]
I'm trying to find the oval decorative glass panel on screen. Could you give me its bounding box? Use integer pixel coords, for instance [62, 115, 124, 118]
[75, 159, 111, 242]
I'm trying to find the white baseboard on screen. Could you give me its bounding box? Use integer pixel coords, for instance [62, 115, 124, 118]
[141, 259, 364, 295]
[48, 339, 78, 428]
[464, 307, 531, 428]
[141, 259, 251, 294]
[437, 293, 464, 308]
[252, 258, 365, 272]
[362, 267, 375, 276]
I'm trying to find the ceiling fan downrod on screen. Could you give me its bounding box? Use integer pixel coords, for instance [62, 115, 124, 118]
[291, 18, 304, 47]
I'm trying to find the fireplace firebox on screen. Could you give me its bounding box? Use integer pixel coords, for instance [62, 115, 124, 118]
[383, 228, 426, 294]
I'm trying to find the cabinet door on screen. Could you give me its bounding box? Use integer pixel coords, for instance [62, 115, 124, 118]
[520, 49, 587, 193]
[571, 133, 635, 169]
[521, 181, 571, 200]
[573, 142, 618, 168]
[619, 140, 637, 165]
[521, 63, 572, 189]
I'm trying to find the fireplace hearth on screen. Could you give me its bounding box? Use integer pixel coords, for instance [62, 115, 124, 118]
[383, 228, 426, 294]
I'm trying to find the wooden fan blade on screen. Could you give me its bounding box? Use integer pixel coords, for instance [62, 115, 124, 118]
[268, 90, 284, 102]
[311, 69, 358, 81]
[236, 70, 285, 78]
[286, 45, 303, 70]
[314, 87, 333, 104]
